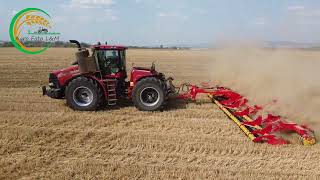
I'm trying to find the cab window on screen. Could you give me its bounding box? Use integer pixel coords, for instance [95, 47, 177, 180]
[95, 50, 120, 74]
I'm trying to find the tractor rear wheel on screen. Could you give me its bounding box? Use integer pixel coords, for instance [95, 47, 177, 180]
[132, 77, 165, 111]
[65, 76, 104, 111]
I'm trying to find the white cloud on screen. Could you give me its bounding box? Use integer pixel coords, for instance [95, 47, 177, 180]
[104, 9, 119, 21]
[11, 10, 18, 15]
[286, 6, 320, 26]
[193, 8, 206, 15]
[158, 12, 188, 20]
[288, 5, 305, 11]
[110, 15, 118, 21]
[297, 10, 320, 18]
[254, 18, 266, 25]
[158, 12, 168, 17]
[52, 16, 67, 23]
[288, 6, 320, 18]
[68, 0, 114, 8]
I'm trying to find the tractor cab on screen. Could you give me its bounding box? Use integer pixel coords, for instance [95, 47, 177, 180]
[73, 42, 128, 79]
[91, 44, 127, 79]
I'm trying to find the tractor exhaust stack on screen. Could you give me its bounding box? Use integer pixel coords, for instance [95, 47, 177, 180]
[69, 40, 82, 50]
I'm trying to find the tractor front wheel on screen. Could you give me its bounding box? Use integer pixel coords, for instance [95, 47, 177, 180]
[65, 77, 104, 111]
[132, 77, 165, 111]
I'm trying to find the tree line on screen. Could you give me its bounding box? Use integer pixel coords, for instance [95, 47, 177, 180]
[0, 41, 190, 50]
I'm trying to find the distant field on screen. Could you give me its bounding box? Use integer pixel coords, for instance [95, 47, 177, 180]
[0, 47, 319, 179]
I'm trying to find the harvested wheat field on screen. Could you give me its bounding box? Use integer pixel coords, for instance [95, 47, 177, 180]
[0, 47, 319, 179]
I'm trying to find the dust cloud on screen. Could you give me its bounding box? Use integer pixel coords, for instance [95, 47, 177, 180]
[208, 46, 320, 132]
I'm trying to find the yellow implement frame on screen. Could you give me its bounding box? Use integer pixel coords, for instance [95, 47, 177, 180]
[208, 94, 256, 141]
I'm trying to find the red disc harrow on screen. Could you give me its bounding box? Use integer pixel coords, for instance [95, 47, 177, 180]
[173, 83, 316, 146]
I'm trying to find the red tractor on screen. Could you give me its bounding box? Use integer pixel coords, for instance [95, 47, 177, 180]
[42, 40, 174, 111]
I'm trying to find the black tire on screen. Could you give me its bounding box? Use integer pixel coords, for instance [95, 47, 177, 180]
[132, 77, 165, 111]
[65, 76, 104, 111]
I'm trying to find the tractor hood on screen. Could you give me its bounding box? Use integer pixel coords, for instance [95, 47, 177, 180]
[130, 66, 162, 84]
[51, 65, 80, 86]
[51, 65, 79, 75]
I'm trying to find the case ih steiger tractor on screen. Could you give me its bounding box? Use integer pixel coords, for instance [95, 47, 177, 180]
[42, 40, 171, 111]
[43, 40, 316, 146]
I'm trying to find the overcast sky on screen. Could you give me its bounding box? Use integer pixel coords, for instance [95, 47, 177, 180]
[1, 0, 320, 46]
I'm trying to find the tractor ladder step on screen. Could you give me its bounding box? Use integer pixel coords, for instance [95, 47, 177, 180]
[104, 79, 117, 106]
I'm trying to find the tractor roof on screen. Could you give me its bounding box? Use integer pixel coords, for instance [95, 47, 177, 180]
[92, 45, 127, 50]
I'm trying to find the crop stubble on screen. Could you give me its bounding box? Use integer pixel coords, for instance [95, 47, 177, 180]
[0, 48, 319, 179]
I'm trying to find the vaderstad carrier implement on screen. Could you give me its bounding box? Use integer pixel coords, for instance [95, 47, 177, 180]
[42, 40, 316, 146]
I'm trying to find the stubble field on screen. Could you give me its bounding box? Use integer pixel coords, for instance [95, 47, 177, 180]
[0, 47, 319, 179]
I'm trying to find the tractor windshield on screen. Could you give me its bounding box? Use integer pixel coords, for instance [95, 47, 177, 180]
[95, 50, 126, 75]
